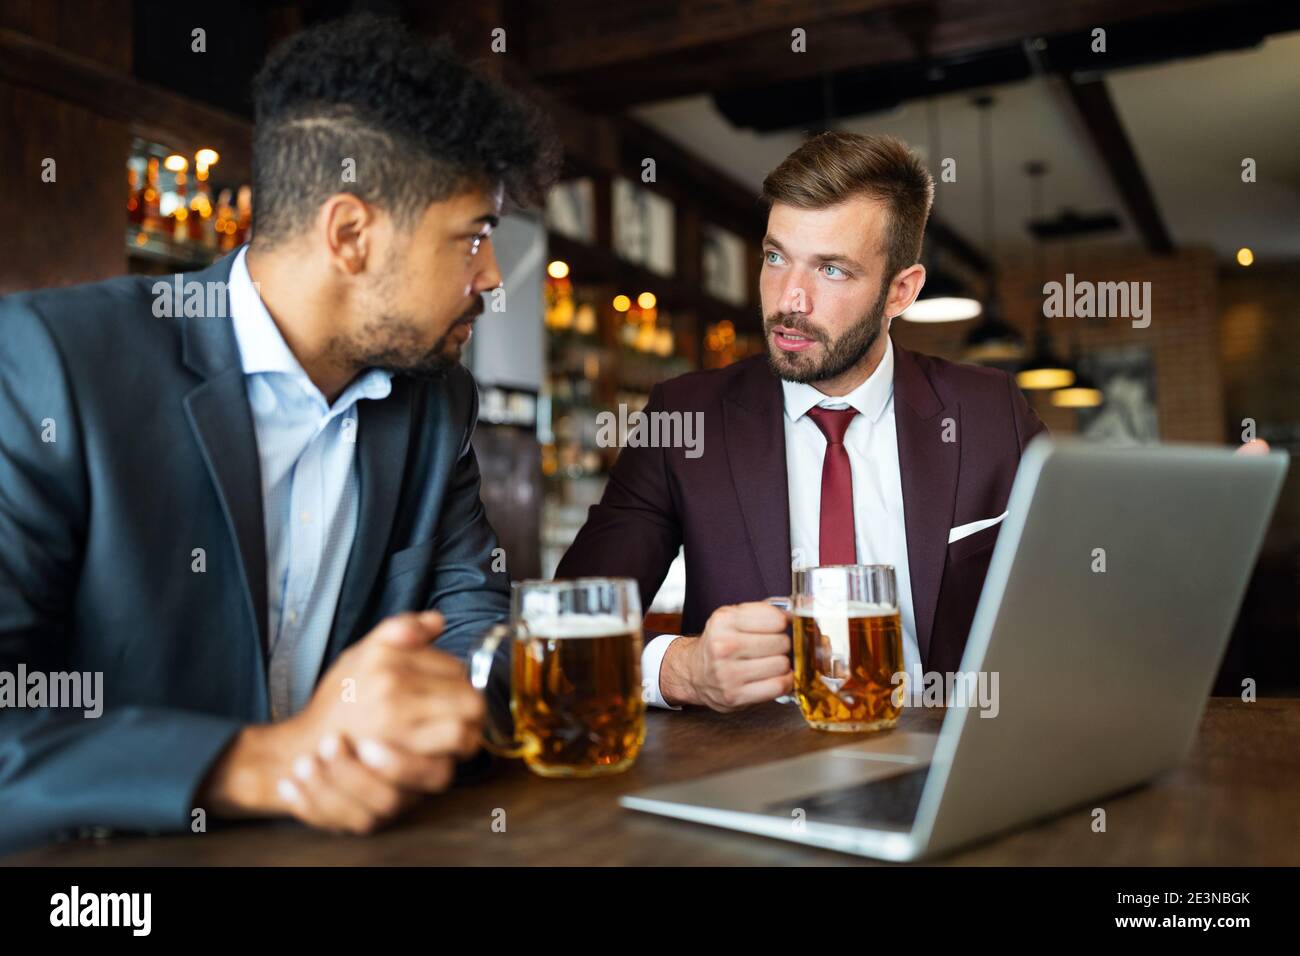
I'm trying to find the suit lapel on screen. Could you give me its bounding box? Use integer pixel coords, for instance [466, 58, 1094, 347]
[724, 360, 793, 599]
[184, 376, 269, 659]
[892, 341, 960, 668]
[179, 252, 270, 663]
[326, 377, 413, 660]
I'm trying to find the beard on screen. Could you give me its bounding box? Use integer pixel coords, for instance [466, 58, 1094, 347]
[330, 250, 482, 382]
[341, 305, 477, 382]
[764, 282, 890, 384]
[329, 313, 464, 382]
[343, 321, 457, 381]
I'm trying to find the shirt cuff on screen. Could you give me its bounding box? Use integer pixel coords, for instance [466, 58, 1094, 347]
[641, 633, 683, 711]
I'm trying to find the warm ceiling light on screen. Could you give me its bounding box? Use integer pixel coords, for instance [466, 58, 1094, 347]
[1016, 366, 1075, 390]
[903, 296, 983, 322]
[1015, 325, 1076, 390]
[612, 294, 631, 312]
[637, 291, 657, 310]
[962, 295, 1026, 364]
[965, 340, 1026, 363]
[1051, 368, 1103, 408]
[903, 268, 982, 322]
[1051, 385, 1104, 408]
[1236, 247, 1254, 267]
[195, 148, 219, 168]
[546, 259, 570, 279]
[163, 154, 188, 172]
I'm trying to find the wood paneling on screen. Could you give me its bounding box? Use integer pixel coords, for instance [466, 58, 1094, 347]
[0, 0, 131, 73]
[0, 80, 129, 293]
[0, 27, 253, 184]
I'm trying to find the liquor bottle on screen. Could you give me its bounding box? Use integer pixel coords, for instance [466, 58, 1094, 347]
[187, 195, 207, 245]
[234, 185, 253, 244]
[191, 149, 219, 248]
[172, 168, 189, 243]
[141, 158, 165, 233]
[214, 189, 237, 252]
[189, 178, 213, 246]
[126, 165, 144, 226]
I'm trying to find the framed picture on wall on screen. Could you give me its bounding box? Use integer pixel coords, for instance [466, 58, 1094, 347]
[702, 223, 748, 307]
[1076, 344, 1160, 445]
[544, 178, 595, 243]
[612, 178, 675, 276]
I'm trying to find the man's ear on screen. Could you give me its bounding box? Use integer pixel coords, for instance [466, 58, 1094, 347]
[318, 193, 374, 275]
[885, 263, 927, 319]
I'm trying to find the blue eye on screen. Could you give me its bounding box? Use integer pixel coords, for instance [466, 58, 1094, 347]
[824, 264, 843, 278]
[765, 251, 782, 265]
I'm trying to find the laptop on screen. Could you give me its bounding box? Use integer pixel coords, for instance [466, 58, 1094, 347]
[620, 437, 1289, 861]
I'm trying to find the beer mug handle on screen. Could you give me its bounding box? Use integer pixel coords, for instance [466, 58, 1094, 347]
[767, 596, 799, 705]
[468, 623, 527, 759]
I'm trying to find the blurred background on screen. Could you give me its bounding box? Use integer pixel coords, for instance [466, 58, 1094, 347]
[2, 0, 1297, 692]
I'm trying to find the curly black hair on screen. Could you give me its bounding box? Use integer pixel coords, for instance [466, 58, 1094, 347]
[250, 13, 559, 246]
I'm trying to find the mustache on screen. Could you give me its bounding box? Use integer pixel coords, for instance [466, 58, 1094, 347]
[457, 297, 486, 322]
[764, 313, 825, 342]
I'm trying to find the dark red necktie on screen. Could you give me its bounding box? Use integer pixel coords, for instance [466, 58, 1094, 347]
[806, 406, 859, 565]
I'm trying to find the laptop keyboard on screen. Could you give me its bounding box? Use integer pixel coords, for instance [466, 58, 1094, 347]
[765, 767, 930, 830]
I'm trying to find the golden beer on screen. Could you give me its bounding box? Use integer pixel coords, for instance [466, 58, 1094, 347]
[511, 617, 645, 777]
[793, 602, 903, 732]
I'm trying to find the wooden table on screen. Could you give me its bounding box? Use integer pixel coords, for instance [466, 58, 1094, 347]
[7, 697, 1299, 865]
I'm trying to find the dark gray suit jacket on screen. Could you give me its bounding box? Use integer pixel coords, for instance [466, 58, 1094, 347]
[0, 252, 509, 852]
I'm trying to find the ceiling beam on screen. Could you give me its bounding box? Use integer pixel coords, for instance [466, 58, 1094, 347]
[523, 0, 1240, 109]
[521, 0, 898, 77]
[1062, 76, 1174, 253]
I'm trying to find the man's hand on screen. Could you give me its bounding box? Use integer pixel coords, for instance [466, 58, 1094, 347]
[658, 602, 793, 711]
[197, 610, 485, 834]
[1236, 439, 1270, 455]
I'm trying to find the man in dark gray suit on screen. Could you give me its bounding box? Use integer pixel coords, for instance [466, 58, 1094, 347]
[0, 15, 555, 850]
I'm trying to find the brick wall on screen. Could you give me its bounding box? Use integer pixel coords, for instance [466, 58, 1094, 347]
[892, 245, 1299, 691]
[891, 245, 1225, 442]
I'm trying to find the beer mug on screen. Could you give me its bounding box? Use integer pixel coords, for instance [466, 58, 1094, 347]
[765, 595, 797, 705]
[790, 565, 904, 732]
[469, 578, 646, 777]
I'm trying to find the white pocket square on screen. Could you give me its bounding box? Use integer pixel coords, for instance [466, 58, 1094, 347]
[948, 511, 1008, 544]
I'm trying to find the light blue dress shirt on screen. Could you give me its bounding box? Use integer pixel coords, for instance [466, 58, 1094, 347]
[227, 247, 394, 719]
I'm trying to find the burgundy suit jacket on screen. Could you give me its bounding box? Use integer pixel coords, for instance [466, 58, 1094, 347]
[556, 338, 1047, 675]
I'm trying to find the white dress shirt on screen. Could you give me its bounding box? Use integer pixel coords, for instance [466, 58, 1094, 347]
[641, 336, 923, 708]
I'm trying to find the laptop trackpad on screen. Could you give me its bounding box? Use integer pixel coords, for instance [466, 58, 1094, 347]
[625, 731, 939, 814]
[764, 766, 930, 830]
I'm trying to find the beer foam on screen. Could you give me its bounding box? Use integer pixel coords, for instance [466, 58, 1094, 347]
[521, 614, 633, 639]
[793, 600, 897, 618]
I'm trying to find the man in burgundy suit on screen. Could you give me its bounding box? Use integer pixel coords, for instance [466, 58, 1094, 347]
[557, 131, 1046, 711]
